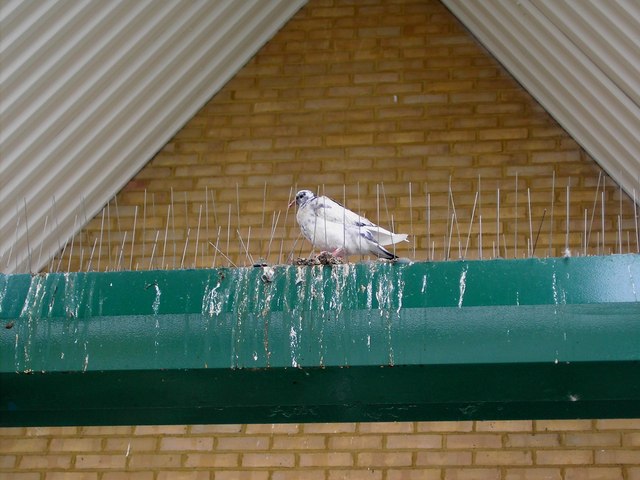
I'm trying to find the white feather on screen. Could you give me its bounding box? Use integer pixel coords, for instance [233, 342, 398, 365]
[293, 190, 408, 259]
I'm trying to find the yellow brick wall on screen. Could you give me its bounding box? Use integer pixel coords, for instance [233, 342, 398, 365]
[10, 0, 637, 478]
[54, 0, 636, 271]
[2, 420, 640, 479]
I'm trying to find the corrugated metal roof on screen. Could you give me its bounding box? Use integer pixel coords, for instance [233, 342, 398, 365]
[442, 0, 640, 197]
[0, 0, 306, 273]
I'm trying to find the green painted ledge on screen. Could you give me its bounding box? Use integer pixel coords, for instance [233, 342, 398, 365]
[1, 255, 639, 426]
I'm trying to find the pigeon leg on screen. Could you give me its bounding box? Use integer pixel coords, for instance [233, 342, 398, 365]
[331, 247, 346, 258]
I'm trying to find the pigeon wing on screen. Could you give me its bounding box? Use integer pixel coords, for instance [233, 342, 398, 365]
[308, 195, 408, 248]
[312, 196, 375, 227]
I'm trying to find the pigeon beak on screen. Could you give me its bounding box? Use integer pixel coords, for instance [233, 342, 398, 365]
[288, 199, 296, 208]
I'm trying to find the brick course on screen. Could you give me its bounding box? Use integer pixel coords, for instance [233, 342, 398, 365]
[1, 419, 637, 478]
[55, 0, 635, 271]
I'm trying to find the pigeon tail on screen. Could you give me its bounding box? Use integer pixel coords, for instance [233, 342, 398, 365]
[359, 230, 398, 259]
[370, 242, 397, 260]
[367, 228, 408, 247]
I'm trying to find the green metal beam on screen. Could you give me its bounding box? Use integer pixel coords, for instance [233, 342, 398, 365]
[1, 255, 639, 426]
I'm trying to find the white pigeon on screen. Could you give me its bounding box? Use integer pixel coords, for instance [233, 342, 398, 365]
[290, 189, 408, 259]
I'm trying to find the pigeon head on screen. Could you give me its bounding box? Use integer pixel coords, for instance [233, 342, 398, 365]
[289, 190, 316, 208]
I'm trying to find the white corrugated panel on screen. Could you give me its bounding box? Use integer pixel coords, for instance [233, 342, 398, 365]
[442, 0, 640, 197]
[0, 0, 306, 273]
